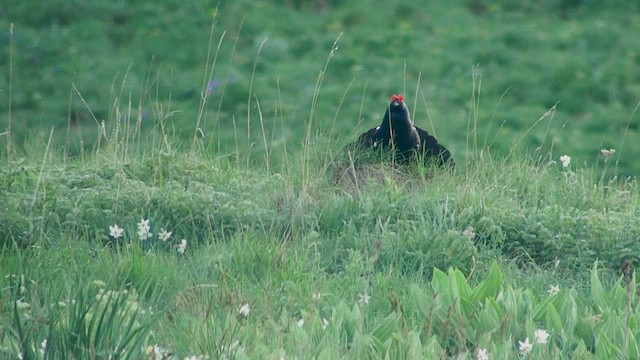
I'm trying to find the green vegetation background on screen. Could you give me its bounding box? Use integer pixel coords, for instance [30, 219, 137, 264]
[3, 1, 640, 358]
[2, 0, 639, 174]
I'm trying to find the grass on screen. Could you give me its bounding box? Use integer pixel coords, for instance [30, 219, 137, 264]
[1, 109, 639, 358]
[2, 1, 640, 358]
[2, 1, 640, 173]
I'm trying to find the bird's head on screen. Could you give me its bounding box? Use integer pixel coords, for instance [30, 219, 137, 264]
[384, 94, 412, 128]
[389, 94, 409, 116]
[390, 94, 404, 108]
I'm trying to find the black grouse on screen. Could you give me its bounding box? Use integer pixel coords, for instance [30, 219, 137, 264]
[355, 94, 454, 166]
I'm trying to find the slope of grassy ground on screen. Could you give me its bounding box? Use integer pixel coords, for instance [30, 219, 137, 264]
[1, 130, 639, 358]
[2, 1, 640, 358]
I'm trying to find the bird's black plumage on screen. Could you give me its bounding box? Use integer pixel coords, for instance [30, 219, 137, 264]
[354, 94, 454, 167]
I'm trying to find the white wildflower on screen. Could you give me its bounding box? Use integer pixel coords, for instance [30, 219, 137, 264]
[600, 148, 615, 158]
[177, 239, 187, 254]
[40, 339, 47, 357]
[16, 299, 30, 310]
[322, 318, 329, 330]
[559, 155, 571, 168]
[137, 219, 152, 241]
[231, 340, 240, 351]
[534, 329, 550, 344]
[146, 344, 166, 359]
[297, 317, 304, 327]
[158, 229, 172, 242]
[109, 224, 124, 239]
[548, 284, 560, 296]
[518, 337, 533, 355]
[462, 226, 476, 241]
[312, 291, 321, 301]
[238, 303, 251, 318]
[476, 348, 489, 360]
[358, 292, 370, 305]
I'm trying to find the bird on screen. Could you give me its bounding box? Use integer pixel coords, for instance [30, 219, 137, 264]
[353, 94, 454, 167]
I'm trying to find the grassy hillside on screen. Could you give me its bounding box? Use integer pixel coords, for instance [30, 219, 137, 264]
[2, 0, 640, 174]
[2, 1, 640, 358]
[1, 125, 640, 358]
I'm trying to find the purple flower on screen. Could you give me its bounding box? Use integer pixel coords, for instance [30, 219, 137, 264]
[207, 79, 221, 95]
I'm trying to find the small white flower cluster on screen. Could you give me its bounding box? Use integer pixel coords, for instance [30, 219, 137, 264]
[358, 292, 370, 305]
[462, 226, 476, 241]
[238, 303, 251, 318]
[177, 239, 187, 254]
[547, 284, 560, 296]
[145, 344, 167, 359]
[600, 148, 615, 159]
[158, 228, 172, 242]
[40, 339, 47, 357]
[137, 219, 152, 241]
[476, 348, 489, 360]
[518, 329, 550, 356]
[108, 219, 187, 254]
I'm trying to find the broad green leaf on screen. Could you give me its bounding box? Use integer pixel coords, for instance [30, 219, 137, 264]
[405, 331, 422, 359]
[351, 330, 368, 359]
[459, 297, 475, 320]
[410, 284, 431, 318]
[600, 312, 625, 346]
[369, 335, 389, 357]
[423, 335, 446, 357]
[559, 293, 578, 338]
[595, 330, 619, 359]
[371, 312, 400, 352]
[470, 260, 503, 304]
[487, 297, 504, 318]
[315, 345, 340, 360]
[570, 340, 595, 359]
[450, 267, 472, 301]
[631, 313, 640, 333]
[512, 289, 536, 322]
[612, 282, 628, 310]
[591, 261, 610, 310]
[544, 303, 563, 336]
[626, 330, 639, 360]
[574, 318, 595, 350]
[431, 268, 449, 297]
[477, 298, 502, 335]
[533, 288, 565, 320]
[501, 286, 518, 320]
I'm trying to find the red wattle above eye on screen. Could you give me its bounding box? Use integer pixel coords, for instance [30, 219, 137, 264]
[398, 95, 404, 102]
[391, 95, 397, 102]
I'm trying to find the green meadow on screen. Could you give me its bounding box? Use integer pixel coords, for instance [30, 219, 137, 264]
[2, 1, 640, 358]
